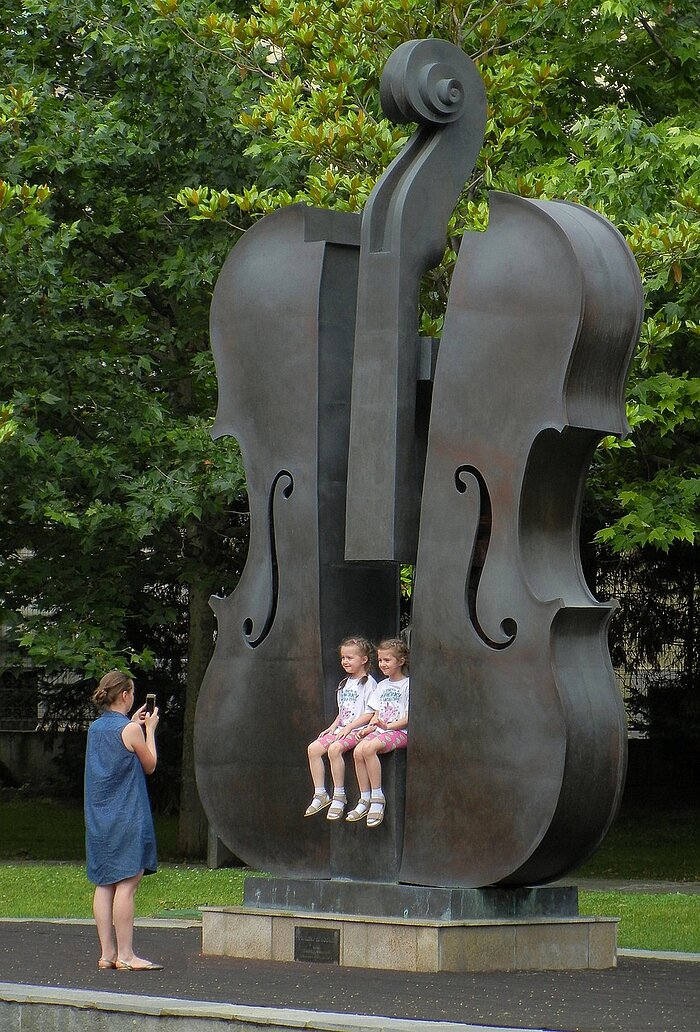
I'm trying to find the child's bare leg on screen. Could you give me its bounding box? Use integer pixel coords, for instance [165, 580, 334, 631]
[307, 739, 327, 789]
[344, 740, 373, 821]
[326, 742, 348, 819]
[353, 740, 371, 794]
[354, 739, 385, 827]
[327, 742, 348, 793]
[304, 739, 331, 815]
[363, 739, 384, 792]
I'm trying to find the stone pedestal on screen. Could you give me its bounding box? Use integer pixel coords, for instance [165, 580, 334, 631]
[201, 904, 618, 972]
[200, 876, 618, 971]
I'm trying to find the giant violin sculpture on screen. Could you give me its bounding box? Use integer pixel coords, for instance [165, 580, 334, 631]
[194, 39, 485, 878]
[195, 37, 643, 887]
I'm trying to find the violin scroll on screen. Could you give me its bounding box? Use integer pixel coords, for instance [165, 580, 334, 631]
[380, 38, 478, 126]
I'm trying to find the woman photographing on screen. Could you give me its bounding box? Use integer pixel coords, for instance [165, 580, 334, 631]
[84, 670, 162, 971]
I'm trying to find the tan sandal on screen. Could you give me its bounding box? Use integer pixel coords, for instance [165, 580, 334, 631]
[327, 796, 346, 820]
[116, 959, 163, 971]
[304, 791, 331, 817]
[367, 797, 385, 828]
[345, 799, 370, 822]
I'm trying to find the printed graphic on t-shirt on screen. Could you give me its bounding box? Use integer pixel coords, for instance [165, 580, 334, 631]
[338, 684, 361, 725]
[379, 684, 404, 723]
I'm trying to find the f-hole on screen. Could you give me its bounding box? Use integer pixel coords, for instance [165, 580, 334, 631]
[455, 464, 517, 650]
[243, 470, 294, 648]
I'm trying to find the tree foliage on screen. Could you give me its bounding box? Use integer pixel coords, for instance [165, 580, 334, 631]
[1, 1, 252, 677]
[0, 1, 253, 844]
[1, 0, 699, 798]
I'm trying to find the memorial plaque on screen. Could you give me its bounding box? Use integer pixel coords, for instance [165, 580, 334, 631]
[294, 926, 340, 964]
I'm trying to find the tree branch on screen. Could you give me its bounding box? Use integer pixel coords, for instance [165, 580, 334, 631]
[637, 13, 699, 94]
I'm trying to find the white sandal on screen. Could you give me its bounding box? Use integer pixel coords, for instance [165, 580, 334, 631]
[345, 799, 370, 822]
[304, 791, 331, 817]
[326, 795, 347, 821]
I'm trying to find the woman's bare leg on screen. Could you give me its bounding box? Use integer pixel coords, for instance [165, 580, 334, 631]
[113, 872, 147, 965]
[92, 884, 117, 963]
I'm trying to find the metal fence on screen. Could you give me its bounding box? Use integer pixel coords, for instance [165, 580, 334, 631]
[0, 683, 39, 731]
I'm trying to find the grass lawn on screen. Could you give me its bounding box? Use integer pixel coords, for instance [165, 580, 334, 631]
[3, 795, 698, 879]
[0, 862, 253, 920]
[0, 795, 698, 953]
[573, 802, 700, 881]
[0, 863, 698, 952]
[0, 797, 178, 862]
[578, 891, 700, 953]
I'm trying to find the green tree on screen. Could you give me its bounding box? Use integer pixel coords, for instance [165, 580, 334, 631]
[0, 0, 252, 854]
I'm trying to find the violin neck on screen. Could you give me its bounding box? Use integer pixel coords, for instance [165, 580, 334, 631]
[344, 44, 486, 563]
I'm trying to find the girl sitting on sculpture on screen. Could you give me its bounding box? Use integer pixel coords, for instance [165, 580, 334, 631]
[304, 636, 376, 821]
[347, 637, 410, 828]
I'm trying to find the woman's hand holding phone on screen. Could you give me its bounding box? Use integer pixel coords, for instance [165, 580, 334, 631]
[132, 696, 159, 731]
[144, 706, 159, 731]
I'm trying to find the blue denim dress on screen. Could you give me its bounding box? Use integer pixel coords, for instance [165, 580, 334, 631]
[84, 710, 157, 885]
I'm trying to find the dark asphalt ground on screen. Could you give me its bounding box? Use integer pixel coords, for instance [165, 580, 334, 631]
[1, 920, 699, 1032]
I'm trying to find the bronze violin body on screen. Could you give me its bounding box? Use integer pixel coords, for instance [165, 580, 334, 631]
[194, 205, 398, 877]
[402, 194, 642, 887]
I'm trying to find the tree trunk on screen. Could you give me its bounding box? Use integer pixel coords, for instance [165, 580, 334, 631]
[177, 573, 215, 859]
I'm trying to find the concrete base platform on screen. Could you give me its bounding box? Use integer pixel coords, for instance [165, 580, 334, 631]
[0, 984, 547, 1032]
[201, 905, 618, 971]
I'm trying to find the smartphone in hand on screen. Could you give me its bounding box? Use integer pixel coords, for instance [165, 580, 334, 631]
[145, 694, 156, 715]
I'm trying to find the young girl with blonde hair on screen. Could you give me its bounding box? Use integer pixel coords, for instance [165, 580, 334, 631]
[347, 637, 409, 828]
[304, 636, 376, 821]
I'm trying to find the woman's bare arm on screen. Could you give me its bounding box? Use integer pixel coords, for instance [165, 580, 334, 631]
[122, 712, 158, 774]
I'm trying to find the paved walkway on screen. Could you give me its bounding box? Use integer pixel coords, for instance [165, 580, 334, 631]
[1, 914, 699, 1032]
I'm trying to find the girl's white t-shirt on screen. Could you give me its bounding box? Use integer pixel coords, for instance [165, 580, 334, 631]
[367, 676, 410, 725]
[337, 675, 377, 727]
